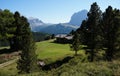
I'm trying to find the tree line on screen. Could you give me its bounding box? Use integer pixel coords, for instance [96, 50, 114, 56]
[0, 32, 50, 47]
[72, 2, 120, 61]
[0, 10, 38, 73]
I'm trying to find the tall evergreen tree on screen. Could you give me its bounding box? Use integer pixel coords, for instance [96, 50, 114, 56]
[101, 6, 120, 61]
[114, 9, 120, 59]
[17, 16, 38, 73]
[70, 31, 81, 55]
[13, 12, 23, 51]
[85, 2, 102, 61]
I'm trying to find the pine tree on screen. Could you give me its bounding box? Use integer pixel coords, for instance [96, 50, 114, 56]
[70, 31, 81, 56]
[114, 9, 120, 59]
[101, 6, 114, 61]
[101, 7, 120, 61]
[85, 2, 102, 61]
[17, 16, 38, 73]
[13, 11, 23, 51]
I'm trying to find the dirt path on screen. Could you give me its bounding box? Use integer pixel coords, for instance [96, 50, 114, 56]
[0, 58, 18, 68]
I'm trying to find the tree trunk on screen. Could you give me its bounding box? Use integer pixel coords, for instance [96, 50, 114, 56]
[9, 38, 14, 50]
[75, 51, 77, 56]
[90, 49, 94, 62]
[106, 48, 113, 61]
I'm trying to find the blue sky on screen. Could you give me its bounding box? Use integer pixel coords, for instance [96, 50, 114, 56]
[0, 0, 120, 23]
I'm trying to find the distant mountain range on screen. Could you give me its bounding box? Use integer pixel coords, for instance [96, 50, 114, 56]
[39, 23, 78, 34]
[28, 17, 51, 32]
[28, 10, 88, 34]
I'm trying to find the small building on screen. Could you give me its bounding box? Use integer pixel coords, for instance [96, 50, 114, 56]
[55, 34, 73, 44]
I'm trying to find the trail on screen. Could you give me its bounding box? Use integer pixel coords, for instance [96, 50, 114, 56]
[0, 58, 18, 68]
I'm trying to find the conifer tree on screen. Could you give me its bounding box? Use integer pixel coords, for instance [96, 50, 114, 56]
[85, 2, 102, 61]
[13, 12, 23, 51]
[76, 20, 87, 45]
[101, 7, 120, 61]
[70, 31, 81, 55]
[114, 9, 120, 59]
[17, 16, 38, 73]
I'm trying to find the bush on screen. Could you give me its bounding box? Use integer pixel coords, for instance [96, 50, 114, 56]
[68, 55, 88, 66]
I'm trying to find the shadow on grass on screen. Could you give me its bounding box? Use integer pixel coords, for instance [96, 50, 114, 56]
[50, 40, 72, 44]
[42, 56, 73, 71]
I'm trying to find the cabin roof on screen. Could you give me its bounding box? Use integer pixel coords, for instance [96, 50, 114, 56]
[55, 34, 73, 40]
[65, 36, 73, 40]
[55, 34, 67, 38]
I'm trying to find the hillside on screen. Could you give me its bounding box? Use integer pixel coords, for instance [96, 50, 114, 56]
[0, 39, 83, 75]
[0, 40, 120, 76]
[39, 23, 78, 34]
[36, 39, 83, 63]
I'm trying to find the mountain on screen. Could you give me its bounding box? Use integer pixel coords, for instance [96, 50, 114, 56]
[28, 17, 50, 32]
[28, 9, 88, 34]
[28, 18, 78, 34]
[40, 23, 78, 34]
[69, 10, 88, 26]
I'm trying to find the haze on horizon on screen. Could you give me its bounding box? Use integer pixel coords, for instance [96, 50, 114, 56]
[0, 0, 120, 23]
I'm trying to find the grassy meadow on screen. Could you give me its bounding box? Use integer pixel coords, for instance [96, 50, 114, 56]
[0, 39, 120, 76]
[36, 39, 84, 63]
[0, 62, 18, 76]
[0, 39, 84, 75]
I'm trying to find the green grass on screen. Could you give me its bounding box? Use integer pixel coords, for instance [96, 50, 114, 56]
[36, 39, 84, 63]
[0, 46, 9, 50]
[47, 59, 120, 76]
[0, 39, 84, 75]
[0, 39, 120, 76]
[0, 61, 18, 76]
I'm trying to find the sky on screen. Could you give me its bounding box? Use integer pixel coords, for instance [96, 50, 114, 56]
[0, 0, 120, 23]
